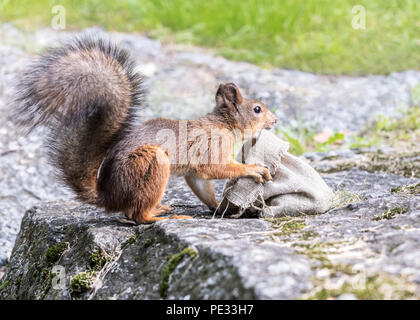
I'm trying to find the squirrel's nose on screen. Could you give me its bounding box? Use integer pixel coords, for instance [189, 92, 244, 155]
[271, 113, 278, 124]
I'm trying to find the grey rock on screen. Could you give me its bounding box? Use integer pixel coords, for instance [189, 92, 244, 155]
[0, 159, 419, 299]
[0, 199, 313, 300]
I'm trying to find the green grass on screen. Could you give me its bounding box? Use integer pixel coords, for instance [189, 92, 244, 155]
[276, 103, 420, 156]
[349, 105, 420, 151]
[372, 207, 408, 221]
[275, 126, 346, 155]
[1, 0, 419, 75]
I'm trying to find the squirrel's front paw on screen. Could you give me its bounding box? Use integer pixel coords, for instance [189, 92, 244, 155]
[246, 164, 272, 184]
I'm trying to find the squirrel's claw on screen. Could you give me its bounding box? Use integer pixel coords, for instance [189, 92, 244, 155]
[247, 164, 272, 184]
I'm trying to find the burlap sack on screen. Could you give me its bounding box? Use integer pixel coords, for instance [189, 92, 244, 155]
[218, 130, 334, 218]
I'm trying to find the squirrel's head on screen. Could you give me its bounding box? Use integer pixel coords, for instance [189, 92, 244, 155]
[214, 83, 277, 137]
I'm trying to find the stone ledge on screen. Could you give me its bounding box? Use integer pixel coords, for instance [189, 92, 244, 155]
[0, 202, 313, 299]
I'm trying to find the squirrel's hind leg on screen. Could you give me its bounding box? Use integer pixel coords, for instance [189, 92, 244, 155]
[124, 146, 190, 224]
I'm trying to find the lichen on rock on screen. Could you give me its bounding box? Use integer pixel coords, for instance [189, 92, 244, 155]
[159, 247, 197, 297]
[46, 242, 69, 264]
[70, 271, 97, 295]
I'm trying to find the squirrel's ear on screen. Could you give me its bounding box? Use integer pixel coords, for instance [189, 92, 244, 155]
[215, 83, 243, 108]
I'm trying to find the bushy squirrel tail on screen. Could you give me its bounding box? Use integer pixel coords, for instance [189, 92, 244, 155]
[13, 36, 144, 204]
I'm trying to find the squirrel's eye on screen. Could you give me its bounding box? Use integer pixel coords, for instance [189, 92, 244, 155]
[253, 106, 262, 114]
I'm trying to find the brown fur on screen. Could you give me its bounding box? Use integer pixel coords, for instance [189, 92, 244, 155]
[14, 37, 143, 205]
[97, 83, 277, 222]
[15, 37, 277, 224]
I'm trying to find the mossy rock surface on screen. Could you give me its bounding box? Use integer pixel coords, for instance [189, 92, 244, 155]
[0, 149, 419, 299]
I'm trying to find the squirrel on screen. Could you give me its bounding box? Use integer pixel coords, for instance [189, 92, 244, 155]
[14, 36, 277, 224]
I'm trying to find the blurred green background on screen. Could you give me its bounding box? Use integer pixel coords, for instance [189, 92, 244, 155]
[1, 0, 419, 75]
